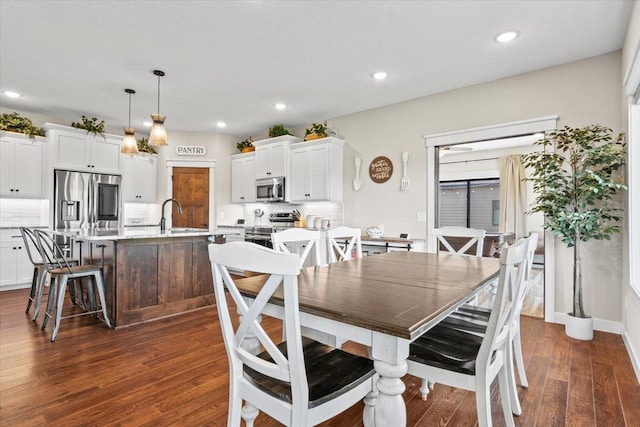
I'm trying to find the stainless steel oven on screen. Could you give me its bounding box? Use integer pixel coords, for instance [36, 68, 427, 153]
[255, 177, 285, 202]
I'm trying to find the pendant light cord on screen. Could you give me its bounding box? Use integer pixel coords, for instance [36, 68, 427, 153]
[157, 75, 161, 115]
[128, 92, 132, 127]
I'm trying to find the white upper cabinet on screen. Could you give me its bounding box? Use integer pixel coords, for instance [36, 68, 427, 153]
[289, 137, 344, 203]
[44, 123, 122, 174]
[253, 135, 302, 179]
[0, 131, 44, 199]
[121, 154, 157, 203]
[231, 152, 256, 203]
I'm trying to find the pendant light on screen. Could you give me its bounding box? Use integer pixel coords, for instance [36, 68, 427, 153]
[149, 69, 167, 146]
[121, 89, 139, 155]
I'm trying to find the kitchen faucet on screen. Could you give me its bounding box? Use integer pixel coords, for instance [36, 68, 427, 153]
[160, 198, 183, 231]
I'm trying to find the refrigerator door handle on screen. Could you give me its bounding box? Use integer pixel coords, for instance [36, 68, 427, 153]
[88, 174, 96, 226]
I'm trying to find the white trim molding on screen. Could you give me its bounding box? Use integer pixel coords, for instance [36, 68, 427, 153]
[424, 115, 559, 323]
[622, 324, 640, 383]
[554, 312, 621, 335]
[424, 115, 559, 147]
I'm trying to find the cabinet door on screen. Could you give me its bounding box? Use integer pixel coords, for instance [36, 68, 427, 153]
[290, 149, 309, 202]
[136, 156, 157, 202]
[121, 155, 138, 202]
[231, 156, 256, 203]
[308, 145, 329, 200]
[55, 131, 91, 171]
[13, 138, 43, 198]
[254, 146, 271, 179]
[15, 244, 33, 284]
[91, 135, 121, 173]
[0, 244, 18, 288]
[0, 137, 13, 196]
[269, 142, 287, 177]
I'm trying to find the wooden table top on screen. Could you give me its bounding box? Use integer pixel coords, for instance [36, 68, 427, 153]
[235, 251, 500, 340]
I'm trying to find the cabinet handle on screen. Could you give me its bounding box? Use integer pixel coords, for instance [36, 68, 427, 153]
[10, 189, 14, 192]
[240, 196, 245, 200]
[15, 189, 19, 192]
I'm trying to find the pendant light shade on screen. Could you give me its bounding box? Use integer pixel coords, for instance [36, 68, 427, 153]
[149, 69, 168, 146]
[122, 89, 139, 155]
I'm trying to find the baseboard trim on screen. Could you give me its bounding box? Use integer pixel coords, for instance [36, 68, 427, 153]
[553, 312, 621, 334]
[621, 325, 640, 384]
[0, 283, 31, 292]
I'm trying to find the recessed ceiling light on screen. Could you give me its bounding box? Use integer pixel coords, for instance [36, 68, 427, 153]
[495, 31, 519, 43]
[372, 71, 388, 81]
[3, 90, 21, 98]
[274, 103, 287, 110]
[143, 121, 152, 127]
[216, 121, 227, 128]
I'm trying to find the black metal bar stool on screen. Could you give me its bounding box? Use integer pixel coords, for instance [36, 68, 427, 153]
[34, 230, 111, 342]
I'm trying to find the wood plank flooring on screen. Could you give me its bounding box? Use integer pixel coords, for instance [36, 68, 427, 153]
[1, 288, 638, 426]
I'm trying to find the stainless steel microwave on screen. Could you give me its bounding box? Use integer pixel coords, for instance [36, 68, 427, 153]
[256, 177, 285, 202]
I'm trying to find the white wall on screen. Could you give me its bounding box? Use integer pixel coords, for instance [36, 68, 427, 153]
[622, 0, 640, 380]
[155, 130, 242, 226]
[323, 52, 624, 324]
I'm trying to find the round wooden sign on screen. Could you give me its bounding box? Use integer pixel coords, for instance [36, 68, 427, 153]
[369, 156, 393, 183]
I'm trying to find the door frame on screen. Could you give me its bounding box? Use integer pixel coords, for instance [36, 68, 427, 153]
[165, 159, 216, 230]
[424, 115, 558, 323]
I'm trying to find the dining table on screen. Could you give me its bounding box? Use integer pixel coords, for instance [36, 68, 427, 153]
[234, 250, 500, 426]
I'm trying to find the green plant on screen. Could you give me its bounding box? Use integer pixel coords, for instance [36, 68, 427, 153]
[236, 136, 254, 151]
[268, 123, 292, 138]
[305, 121, 328, 137]
[71, 115, 105, 137]
[136, 137, 157, 154]
[522, 125, 627, 319]
[0, 112, 43, 138]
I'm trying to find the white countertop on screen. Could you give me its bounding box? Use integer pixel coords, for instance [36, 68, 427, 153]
[52, 227, 220, 241]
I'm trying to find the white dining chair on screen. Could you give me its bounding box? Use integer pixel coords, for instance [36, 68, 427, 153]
[428, 233, 537, 416]
[433, 226, 486, 257]
[326, 226, 362, 262]
[406, 237, 528, 427]
[208, 241, 377, 426]
[271, 228, 322, 268]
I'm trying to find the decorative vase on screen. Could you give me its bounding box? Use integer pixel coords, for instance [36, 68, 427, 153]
[241, 147, 255, 153]
[565, 313, 593, 340]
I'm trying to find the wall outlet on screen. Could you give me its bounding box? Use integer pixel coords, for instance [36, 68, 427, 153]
[417, 212, 427, 222]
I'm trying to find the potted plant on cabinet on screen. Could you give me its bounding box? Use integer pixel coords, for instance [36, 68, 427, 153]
[268, 123, 292, 138]
[522, 125, 626, 340]
[0, 112, 43, 138]
[236, 136, 254, 153]
[71, 115, 105, 138]
[304, 121, 329, 141]
[136, 137, 157, 154]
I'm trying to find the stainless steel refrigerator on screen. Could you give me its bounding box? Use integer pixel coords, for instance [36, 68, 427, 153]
[53, 169, 122, 230]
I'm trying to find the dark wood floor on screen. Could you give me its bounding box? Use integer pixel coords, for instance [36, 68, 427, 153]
[1, 288, 638, 426]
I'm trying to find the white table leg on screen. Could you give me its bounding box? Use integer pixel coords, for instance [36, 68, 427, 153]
[369, 333, 409, 427]
[239, 297, 262, 354]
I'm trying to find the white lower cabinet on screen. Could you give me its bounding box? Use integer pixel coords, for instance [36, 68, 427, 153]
[289, 137, 344, 203]
[231, 153, 256, 203]
[122, 154, 158, 202]
[0, 230, 33, 290]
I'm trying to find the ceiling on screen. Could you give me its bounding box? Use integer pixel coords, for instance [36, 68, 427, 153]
[0, 1, 633, 138]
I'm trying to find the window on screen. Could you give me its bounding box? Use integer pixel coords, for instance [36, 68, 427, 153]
[439, 179, 500, 232]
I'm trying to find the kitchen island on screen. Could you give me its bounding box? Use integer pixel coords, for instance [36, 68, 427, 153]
[53, 227, 221, 327]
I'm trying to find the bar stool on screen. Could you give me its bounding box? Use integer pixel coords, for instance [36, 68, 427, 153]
[20, 227, 79, 321]
[34, 230, 111, 342]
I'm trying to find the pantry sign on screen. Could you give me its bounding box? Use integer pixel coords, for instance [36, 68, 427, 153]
[176, 145, 207, 156]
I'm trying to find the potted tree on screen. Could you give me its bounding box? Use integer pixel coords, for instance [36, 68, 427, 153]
[522, 125, 626, 340]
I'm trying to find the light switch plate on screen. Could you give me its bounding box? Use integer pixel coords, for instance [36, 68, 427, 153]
[416, 212, 427, 222]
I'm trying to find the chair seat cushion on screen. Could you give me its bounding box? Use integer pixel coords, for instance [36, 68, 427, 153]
[244, 337, 375, 408]
[409, 325, 484, 375]
[459, 303, 492, 318]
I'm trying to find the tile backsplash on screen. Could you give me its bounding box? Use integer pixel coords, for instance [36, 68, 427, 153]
[0, 199, 49, 227]
[241, 202, 344, 227]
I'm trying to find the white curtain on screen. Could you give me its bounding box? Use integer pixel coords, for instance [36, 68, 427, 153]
[499, 155, 527, 238]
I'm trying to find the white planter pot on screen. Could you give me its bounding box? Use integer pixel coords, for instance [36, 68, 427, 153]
[565, 313, 593, 341]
